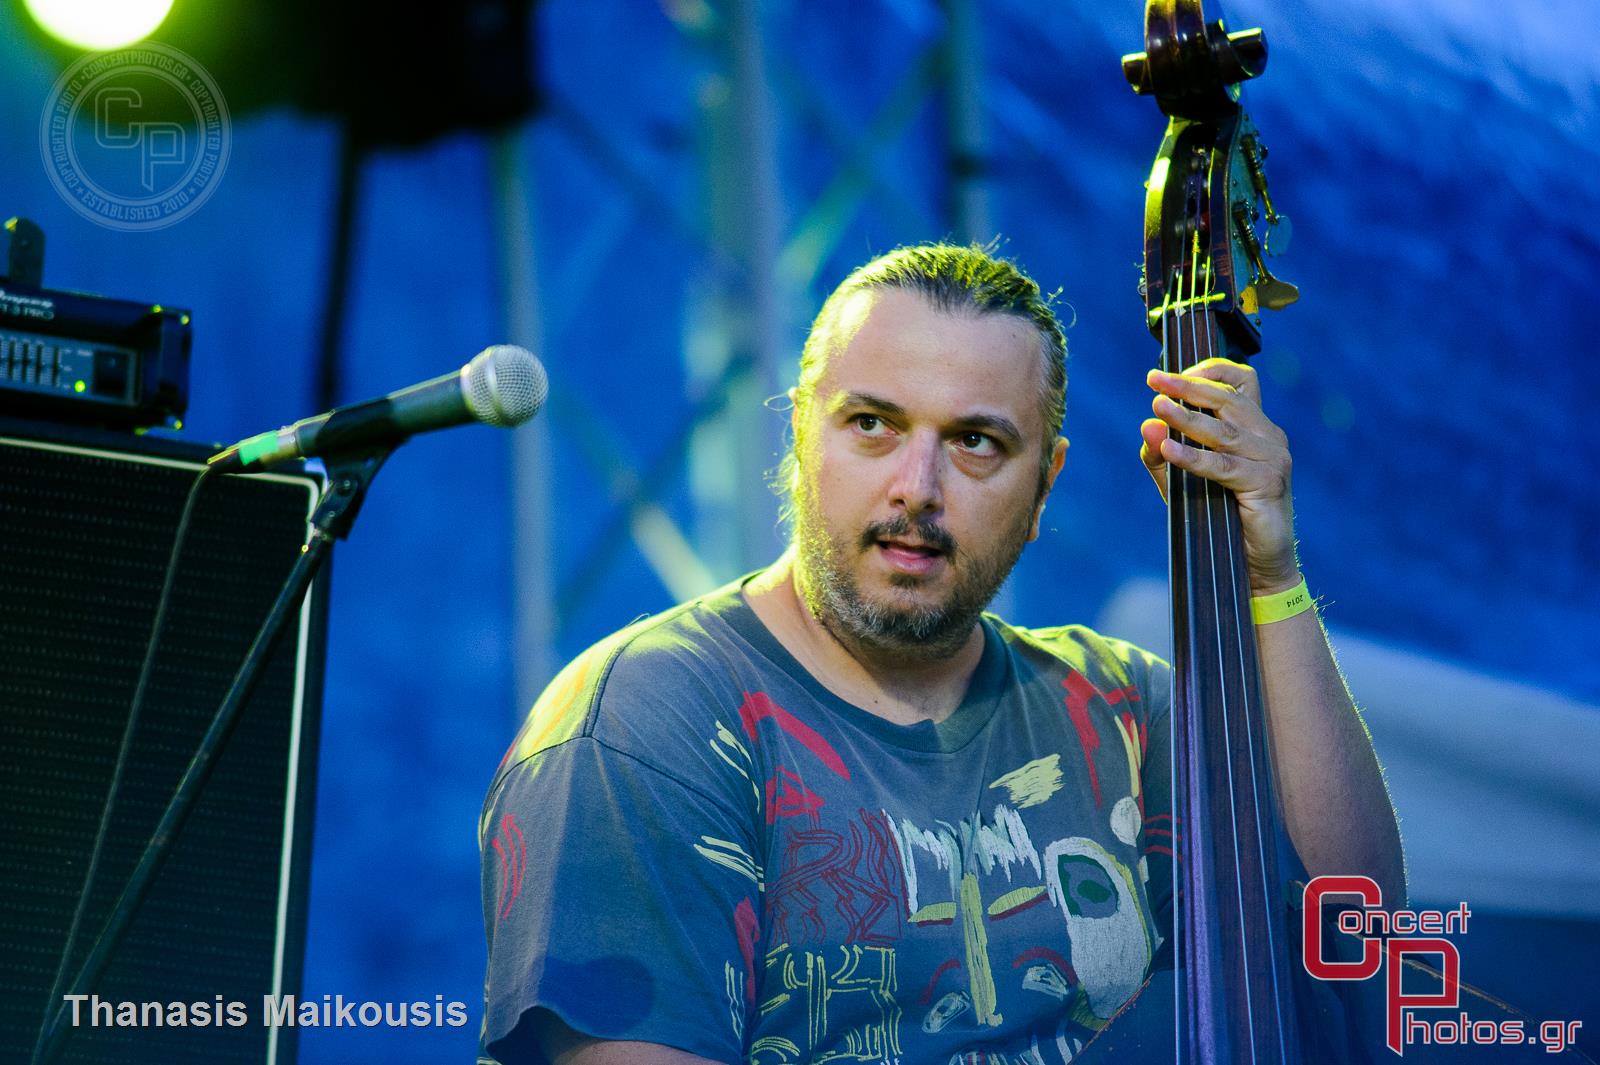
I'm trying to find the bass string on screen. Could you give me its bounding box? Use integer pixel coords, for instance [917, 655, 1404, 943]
[1158, 282, 1191, 1065]
[1165, 230, 1217, 1064]
[1167, 254, 1216, 1064]
[1182, 207, 1259, 1064]
[1195, 209, 1289, 1058]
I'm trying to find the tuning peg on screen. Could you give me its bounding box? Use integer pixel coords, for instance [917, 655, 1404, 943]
[1213, 27, 1267, 84]
[1248, 276, 1300, 311]
[1122, 51, 1152, 95]
[1123, 26, 1264, 96]
[1232, 202, 1300, 312]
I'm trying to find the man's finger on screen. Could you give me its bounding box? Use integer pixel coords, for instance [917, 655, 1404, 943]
[1139, 419, 1170, 504]
[1146, 368, 1241, 413]
[1140, 418, 1169, 470]
[1152, 394, 1241, 452]
[1182, 357, 1261, 402]
[1161, 435, 1271, 495]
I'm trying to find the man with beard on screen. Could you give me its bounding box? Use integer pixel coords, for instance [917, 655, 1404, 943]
[477, 244, 1405, 1065]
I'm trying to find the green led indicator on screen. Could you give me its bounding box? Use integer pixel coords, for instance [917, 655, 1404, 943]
[73, 380, 86, 393]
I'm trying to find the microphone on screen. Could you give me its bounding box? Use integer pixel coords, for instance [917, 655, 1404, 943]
[209, 345, 548, 471]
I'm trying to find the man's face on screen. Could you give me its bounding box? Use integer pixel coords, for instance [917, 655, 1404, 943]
[790, 287, 1066, 656]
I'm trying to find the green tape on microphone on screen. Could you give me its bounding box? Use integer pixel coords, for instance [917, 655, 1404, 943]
[237, 431, 281, 467]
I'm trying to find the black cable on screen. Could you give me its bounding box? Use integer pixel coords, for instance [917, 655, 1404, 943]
[31, 462, 217, 1065]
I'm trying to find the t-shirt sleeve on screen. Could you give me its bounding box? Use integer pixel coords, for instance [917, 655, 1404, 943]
[1138, 669, 1176, 963]
[1115, 639, 1176, 964]
[479, 733, 760, 1064]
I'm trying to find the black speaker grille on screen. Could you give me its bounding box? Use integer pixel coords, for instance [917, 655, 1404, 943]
[0, 431, 324, 1064]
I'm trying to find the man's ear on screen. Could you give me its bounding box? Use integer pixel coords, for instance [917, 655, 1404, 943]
[788, 387, 800, 437]
[1028, 436, 1070, 542]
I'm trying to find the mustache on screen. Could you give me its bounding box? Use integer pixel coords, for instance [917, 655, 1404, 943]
[858, 515, 958, 556]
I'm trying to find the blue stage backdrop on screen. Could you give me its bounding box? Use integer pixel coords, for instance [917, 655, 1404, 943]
[1, 0, 1594, 1061]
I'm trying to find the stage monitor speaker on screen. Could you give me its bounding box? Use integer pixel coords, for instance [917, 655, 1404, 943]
[0, 416, 328, 1065]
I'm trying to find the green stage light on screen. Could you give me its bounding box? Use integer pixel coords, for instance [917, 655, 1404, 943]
[23, 0, 175, 51]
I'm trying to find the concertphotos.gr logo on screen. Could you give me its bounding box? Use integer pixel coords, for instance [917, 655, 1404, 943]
[38, 41, 230, 232]
[1303, 876, 1586, 1057]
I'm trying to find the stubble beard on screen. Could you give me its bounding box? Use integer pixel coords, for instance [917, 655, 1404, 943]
[791, 483, 1033, 662]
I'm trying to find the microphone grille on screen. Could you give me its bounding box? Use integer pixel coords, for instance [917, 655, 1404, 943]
[463, 345, 549, 427]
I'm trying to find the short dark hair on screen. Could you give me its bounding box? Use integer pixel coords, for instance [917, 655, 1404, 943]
[781, 242, 1069, 512]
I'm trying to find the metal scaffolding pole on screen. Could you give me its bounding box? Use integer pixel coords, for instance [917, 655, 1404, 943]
[491, 125, 555, 715]
[689, 0, 787, 580]
[728, 0, 786, 571]
[944, 0, 992, 245]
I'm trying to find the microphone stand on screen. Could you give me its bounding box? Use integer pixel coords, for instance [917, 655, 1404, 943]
[32, 445, 394, 1065]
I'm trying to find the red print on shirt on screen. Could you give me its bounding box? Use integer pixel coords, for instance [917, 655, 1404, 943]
[491, 812, 526, 921]
[1061, 671, 1141, 808]
[738, 691, 850, 779]
[765, 764, 827, 825]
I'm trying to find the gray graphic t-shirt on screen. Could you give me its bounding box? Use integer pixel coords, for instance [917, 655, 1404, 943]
[480, 578, 1175, 1064]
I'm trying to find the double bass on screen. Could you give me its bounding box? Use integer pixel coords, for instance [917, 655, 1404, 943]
[1117, 1, 1333, 1059]
[1081, 4, 1598, 1062]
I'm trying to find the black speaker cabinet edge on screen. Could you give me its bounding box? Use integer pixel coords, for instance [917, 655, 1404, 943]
[0, 414, 329, 1065]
